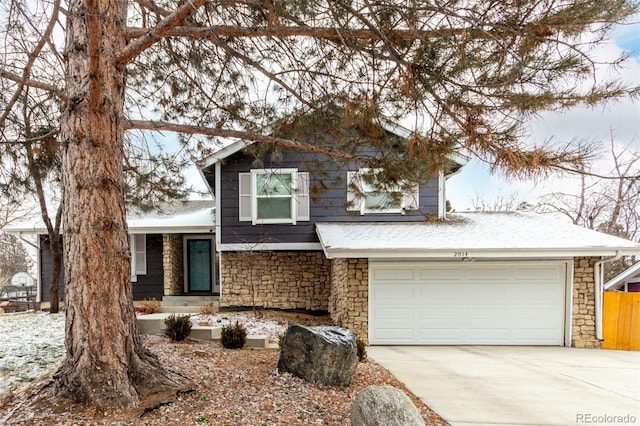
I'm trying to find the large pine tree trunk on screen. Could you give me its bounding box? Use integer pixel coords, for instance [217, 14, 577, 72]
[52, 0, 191, 409]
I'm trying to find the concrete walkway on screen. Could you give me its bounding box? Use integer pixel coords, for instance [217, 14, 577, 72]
[368, 346, 640, 426]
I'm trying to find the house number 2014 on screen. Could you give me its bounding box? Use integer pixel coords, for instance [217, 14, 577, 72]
[453, 251, 468, 257]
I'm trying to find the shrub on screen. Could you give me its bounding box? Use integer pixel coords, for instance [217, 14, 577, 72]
[221, 321, 247, 349]
[199, 301, 217, 315]
[134, 305, 150, 315]
[164, 314, 192, 342]
[356, 338, 367, 361]
[140, 298, 160, 314]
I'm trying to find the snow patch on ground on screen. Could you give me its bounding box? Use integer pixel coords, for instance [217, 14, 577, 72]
[0, 311, 289, 395]
[191, 312, 288, 343]
[0, 313, 65, 394]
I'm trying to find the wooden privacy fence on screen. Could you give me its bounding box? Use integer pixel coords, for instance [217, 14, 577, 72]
[602, 291, 640, 351]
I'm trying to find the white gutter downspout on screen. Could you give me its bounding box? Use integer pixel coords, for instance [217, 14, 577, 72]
[594, 250, 622, 340]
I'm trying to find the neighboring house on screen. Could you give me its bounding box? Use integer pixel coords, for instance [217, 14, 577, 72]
[604, 261, 640, 292]
[5, 120, 640, 348]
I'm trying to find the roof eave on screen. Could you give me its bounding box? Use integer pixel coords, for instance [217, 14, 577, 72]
[322, 247, 640, 259]
[197, 139, 254, 170]
[4, 226, 216, 235]
[604, 260, 640, 290]
[128, 226, 215, 234]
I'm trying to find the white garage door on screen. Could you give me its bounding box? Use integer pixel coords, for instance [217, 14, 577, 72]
[369, 261, 568, 345]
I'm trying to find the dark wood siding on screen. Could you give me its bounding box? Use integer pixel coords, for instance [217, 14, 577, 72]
[39, 234, 164, 302]
[39, 235, 64, 302]
[218, 147, 440, 245]
[132, 234, 164, 300]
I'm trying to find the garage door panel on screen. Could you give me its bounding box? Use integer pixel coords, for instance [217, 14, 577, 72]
[372, 285, 416, 301]
[372, 268, 416, 280]
[419, 268, 464, 281]
[514, 265, 563, 280]
[419, 308, 461, 320]
[370, 261, 567, 346]
[464, 267, 512, 281]
[375, 308, 416, 320]
[373, 328, 415, 341]
[420, 328, 463, 342]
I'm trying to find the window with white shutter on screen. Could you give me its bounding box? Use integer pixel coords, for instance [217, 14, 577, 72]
[238, 169, 310, 224]
[130, 234, 147, 282]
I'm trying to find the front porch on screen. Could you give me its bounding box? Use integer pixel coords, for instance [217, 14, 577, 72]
[162, 233, 219, 298]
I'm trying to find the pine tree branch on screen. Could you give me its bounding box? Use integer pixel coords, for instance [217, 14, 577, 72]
[126, 24, 487, 42]
[116, 0, 209, 64]
[125, 119, 358, 161]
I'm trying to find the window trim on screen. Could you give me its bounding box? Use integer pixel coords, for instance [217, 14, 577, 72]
[251, 168, 298, 225]
[238, 168, 310, 225]
[347, 168, 419, 215]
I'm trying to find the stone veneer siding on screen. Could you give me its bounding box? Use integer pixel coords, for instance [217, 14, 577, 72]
[220, 251, 331, 311]
[572, 256, 600, 348]
[329, 258, 369, 344]
[162, 234, 183, 296]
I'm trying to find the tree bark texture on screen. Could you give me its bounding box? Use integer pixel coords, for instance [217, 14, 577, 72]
[53, 0, 191, 409]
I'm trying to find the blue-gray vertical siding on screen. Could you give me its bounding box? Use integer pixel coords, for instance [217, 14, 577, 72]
[39, 235, 64, 302]
[216, 148, 440, 245]
[39, 234, 164, 301]
[132, 234, 164, 300]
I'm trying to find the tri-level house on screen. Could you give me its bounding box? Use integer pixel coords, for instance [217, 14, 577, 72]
[7, 114, 640, 348]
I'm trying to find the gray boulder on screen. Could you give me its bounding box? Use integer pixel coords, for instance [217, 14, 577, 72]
[351, 385, 425, 426]
[277, 323, 358, 386]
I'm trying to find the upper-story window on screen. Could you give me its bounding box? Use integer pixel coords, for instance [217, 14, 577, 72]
[347, 168, 419, 214]
[239, 168, 309, 225]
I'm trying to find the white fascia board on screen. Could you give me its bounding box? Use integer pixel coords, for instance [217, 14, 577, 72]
[6, 224, 216, 235]
[196, 166, 214, 195]
[129, 227, 215, 234]
[219, 242, 322, 251]
[2, 226, 48, 234]
[323, 247, 640, 259]
[198, 140, 254, 169]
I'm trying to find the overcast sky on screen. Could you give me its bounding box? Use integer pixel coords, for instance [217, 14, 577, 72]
[446, 20, 640, 210]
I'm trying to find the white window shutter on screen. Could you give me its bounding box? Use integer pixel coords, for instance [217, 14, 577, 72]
[403, 184, 420, 210]
[134, 234, 147, 275]
[346, 171, 362, 212]
[296, 172, 310, 221]
[238, 172, 252, 222]
[130, 236, 137, 282]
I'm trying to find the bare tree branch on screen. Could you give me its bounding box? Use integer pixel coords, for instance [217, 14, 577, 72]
[0, 0, 62, 127]
[0, 70, 66, 101]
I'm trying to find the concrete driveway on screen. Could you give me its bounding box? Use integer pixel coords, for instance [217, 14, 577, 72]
[368, 346, 640, 426]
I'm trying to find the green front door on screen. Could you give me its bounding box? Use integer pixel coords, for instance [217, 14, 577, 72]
[187, 239, 212, 292]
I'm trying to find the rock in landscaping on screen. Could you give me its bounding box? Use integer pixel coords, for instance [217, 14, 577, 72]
[277, 323, 358, 386]
[351, 385, 425, 426]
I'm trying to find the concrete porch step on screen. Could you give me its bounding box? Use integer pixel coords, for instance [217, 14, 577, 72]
[136, 313, 269, 348]
[158, 296, 219, 314]
[161, 295, 219, 305]
[158, 305, 204, 314]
